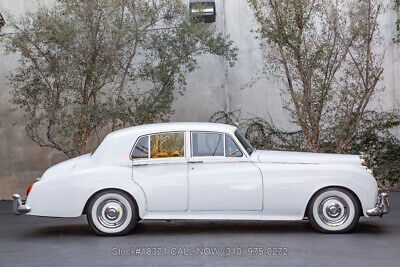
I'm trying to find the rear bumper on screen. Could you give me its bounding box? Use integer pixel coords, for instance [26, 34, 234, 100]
[12, 194, 31, 215]
[366, 191, 390, 217]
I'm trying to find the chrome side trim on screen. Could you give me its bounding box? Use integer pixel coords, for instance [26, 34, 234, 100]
[366, 191, 390, 217]
[12, 194, 31, 215]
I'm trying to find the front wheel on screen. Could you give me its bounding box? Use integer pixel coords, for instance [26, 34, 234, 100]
[87, 189, 138, 236]
[307, 187, 360, 233]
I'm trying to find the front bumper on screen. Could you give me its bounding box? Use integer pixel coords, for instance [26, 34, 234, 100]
[366, 191, 390, 217]
[12, 194, 31, 215]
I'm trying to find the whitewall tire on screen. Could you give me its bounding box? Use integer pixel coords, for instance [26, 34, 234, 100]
[87, 190, 138, 236]
[307, 187, 360, 233]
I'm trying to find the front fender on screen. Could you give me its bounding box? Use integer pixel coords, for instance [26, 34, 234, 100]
[258, 163, 378, 220]
[26, 168, 146, 218]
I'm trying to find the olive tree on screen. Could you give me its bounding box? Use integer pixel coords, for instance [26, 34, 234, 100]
[6, 0, 237, 158]
[247, 0, 386, 153]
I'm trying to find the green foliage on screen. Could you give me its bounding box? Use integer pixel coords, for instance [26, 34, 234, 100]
[5, 0, 238, 158]
[344, 111, 400, 189]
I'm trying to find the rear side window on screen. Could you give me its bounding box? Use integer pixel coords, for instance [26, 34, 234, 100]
[225, 135, 243, 157]
[192, 132, 224, 157]
[131, 136, 149, 159]
[150, 132, 184, 158]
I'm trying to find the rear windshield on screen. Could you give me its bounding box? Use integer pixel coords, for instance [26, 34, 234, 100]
[234, 130, 254, 155]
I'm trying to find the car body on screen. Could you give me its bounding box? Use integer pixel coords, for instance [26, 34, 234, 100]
[13, 122, 390, 235]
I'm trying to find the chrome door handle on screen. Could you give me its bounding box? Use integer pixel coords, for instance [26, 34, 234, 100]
[188, 160, 203, 164]
[133, 163, 148, 167]
[119, 161, 133, 167]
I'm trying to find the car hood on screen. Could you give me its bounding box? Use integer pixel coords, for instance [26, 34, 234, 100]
[255, 150, 361, 165]
[40, 153, 91, 181]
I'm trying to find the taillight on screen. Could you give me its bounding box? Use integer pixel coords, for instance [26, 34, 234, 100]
[26, 184, 33, 196]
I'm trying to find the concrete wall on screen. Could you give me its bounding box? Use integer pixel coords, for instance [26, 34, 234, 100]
[173, 0, 289, 125]
[1, 0, 399, 199]
[0, 0, 64, 200]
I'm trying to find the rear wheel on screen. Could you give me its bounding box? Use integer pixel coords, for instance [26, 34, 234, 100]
[307, 187, 360, 233]
[87, 189, 138, 236]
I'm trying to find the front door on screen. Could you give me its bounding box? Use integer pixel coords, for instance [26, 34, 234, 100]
[131, 132, 188, 211]
[188, 132, 263, 211]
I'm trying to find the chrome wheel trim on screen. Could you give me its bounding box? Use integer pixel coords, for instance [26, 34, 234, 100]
[318, 196, 349, 227]
[96, 199, 127, 229]
[312, 190, 355, 231]
[91, 193, 132, 234]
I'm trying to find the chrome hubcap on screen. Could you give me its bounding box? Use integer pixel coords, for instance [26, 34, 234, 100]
[326, 204, 341, 218]
[105, 206, 119, 220]
[96, 199, 127, 229]
[318, 196, 349, 227]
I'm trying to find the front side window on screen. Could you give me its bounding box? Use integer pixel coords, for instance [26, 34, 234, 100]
[131, 136, 149, 159]
[192, 132, 224, 157]
[150, 132, 184, 158]
[225, 135, 243, 157]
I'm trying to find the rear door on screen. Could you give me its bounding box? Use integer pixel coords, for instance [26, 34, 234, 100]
[188, 132, 263, 211]
[132, 132, 188, 211]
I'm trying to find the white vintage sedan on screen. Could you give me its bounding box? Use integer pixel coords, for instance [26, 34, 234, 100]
[13, 122, 389, 235]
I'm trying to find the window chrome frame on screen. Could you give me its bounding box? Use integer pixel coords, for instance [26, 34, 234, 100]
[129, 131, 186, 161]
[190, 131, 246, 158]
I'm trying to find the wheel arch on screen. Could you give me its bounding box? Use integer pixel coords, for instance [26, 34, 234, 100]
[82, 187, 143, 219]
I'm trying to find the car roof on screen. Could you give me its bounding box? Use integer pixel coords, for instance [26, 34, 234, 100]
[107, 122, 238, 139]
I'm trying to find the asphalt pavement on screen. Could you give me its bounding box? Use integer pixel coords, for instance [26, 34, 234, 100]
[0, 193, 399, 267]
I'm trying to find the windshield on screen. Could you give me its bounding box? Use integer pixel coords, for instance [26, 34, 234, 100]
[234, 129, 254, 155]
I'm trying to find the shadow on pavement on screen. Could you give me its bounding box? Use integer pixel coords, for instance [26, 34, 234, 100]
[22, 218, 387, 238]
